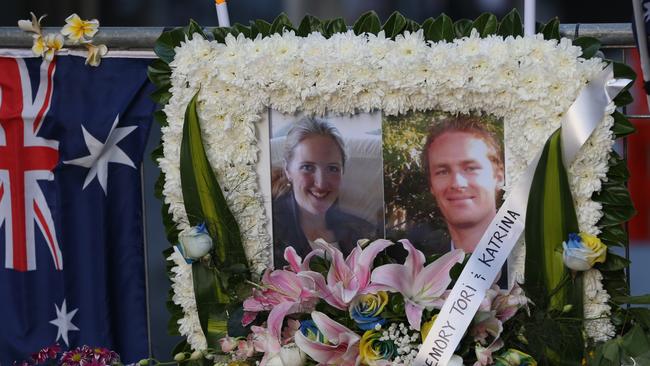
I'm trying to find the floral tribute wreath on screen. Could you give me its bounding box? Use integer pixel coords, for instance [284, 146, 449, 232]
[147, 10, 649, 366]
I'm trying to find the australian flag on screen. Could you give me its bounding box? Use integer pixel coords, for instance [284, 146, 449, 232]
[0, 55, 155, 363]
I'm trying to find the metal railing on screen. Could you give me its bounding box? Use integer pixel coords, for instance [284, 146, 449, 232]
[0, 23, 638, 49]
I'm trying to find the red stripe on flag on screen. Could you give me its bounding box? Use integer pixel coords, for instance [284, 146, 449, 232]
[33, 60, 56, 133]
[0, 58, 28, 271]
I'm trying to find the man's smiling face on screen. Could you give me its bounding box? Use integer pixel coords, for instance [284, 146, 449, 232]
[427, 131, 503, 232]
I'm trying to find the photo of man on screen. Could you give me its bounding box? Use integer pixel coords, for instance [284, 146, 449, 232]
[422, 116, 504, 253]
[383, 111, 505, 258]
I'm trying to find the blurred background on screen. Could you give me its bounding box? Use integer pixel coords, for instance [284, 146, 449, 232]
[0, 0, 634, 26]
[2, 0, 647, 359]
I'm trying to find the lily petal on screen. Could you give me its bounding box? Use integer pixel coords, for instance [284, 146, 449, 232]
[405, 300, 425, 331]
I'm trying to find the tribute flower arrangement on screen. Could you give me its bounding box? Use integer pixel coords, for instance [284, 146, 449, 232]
[148, 11, 648, 366]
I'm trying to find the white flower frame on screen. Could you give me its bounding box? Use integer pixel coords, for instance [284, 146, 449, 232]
[159, 30, 617, 350]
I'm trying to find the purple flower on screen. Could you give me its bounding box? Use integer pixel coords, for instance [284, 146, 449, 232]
[31, 344, 61, 363]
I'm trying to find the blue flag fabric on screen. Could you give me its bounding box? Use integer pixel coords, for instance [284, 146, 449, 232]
[0, 55, 155, 363]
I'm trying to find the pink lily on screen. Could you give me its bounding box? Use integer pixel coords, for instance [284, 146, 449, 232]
[251, 302, 294, 366]
[370, 239, 465, 330]
[300, 239, 393, 310]
[294, 311, 360, 365]
[243, 268, 319, 326]
[284, 246, 324, 273]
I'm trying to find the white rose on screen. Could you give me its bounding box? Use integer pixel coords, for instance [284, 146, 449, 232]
[266, 345, 306, 366]
[178, 223, 213, 260]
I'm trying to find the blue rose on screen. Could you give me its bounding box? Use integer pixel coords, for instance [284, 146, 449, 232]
[562, 232, 606, 271]
[349, 292, 388, 331]
[299, 319, 326, 343]
[176, 223, 213, 262]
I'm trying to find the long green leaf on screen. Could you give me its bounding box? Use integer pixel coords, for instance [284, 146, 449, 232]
[180, 92, 251, 343]
[180, 92, 248, 267]
[525, 129, 583, 363]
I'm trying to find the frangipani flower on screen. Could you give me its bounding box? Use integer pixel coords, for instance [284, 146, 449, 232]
[370, 240, 464, 330]
[85, 43, 108, 67]
[294, 311, 360, 365]
[18, 12, 45, 34]
[37, 33, 64, 61]
[301, 239, 393, 310]
[562, 232, 607, 271]
[61, 14, 99, 43]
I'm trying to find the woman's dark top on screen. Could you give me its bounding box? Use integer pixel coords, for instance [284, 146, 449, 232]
[272, 192, 378, 268]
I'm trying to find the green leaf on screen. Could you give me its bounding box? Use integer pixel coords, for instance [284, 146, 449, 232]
[614, 90, 634, 107]
[233, 23, 251, 38]
[607, 150, 631, 180]
[599, 223, 627, 247]
[153, 110, 168, 127]
[405, 19, 421, 32]
[250, 19, 271, 38]
[147, 59, 171, 89]
[603, 269, 630, 299]
[541, 17, 560, 40]
[325, 17, 347, 36]
[185, 19, 207, 40]
[270, 13, 294, 34]
[629, 308, 650, 329]
[212, 27, 230, 43]
[613, 294, 650, 304]
[192, 263, 229, 349]
[179, 92, 249, 268]
[297, 15, 323, 37]
[597, 204, 636, 227]
[150, 87, 172, 106]
[612, 112, 636, 138]
[593, 183, 634, 207]
[622, 324, 650, 356]
[472, 13, 498, 37]
[614, 61, 637, 89]
[353, 10, 381, 35]
[597, 252, 631, 271]
[602, 340, 621, 362]
[497, 9, 523, 37]
[382, 11, 407, 38]
[423, 14, 454, 42]
[525, 129, 580, 312]
[453, 19, 473, 38]
[154, 27, 186, 64]
[573, 36, 601, 59]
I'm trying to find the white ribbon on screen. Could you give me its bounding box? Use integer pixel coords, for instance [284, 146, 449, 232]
[414, 64, 630, 366]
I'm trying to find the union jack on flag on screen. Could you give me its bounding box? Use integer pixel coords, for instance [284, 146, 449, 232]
[0, 57, 62, 272]
[0, 54, 155, 363]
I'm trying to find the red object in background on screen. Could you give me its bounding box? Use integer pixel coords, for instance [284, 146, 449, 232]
[625, 48, 650, 243]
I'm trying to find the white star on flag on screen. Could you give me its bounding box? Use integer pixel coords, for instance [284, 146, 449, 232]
[49, 299, 79, 347]
[64, 114, 138, 195]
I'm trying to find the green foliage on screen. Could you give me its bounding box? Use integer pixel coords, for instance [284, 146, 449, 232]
[353, 11, 381, 35]
[422, 14, 454, 42]
[573, 37, 602, 59]
[270, 13, 294, 34]
[540, 17, 560, 40]
[297, 15, 323, 37]
[497, 9, 523, 37]
[472, 13, 498, 37]
[453, 19, 473, 38]
[382, 11, 407, 38]
[524, 130, 583, 363]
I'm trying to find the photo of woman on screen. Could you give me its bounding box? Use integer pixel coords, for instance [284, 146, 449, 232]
[270, 113, 384, 267]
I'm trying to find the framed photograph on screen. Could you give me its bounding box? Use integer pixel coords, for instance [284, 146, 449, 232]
[384, 110, 504, 256]
[268, 110, 385, 267]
